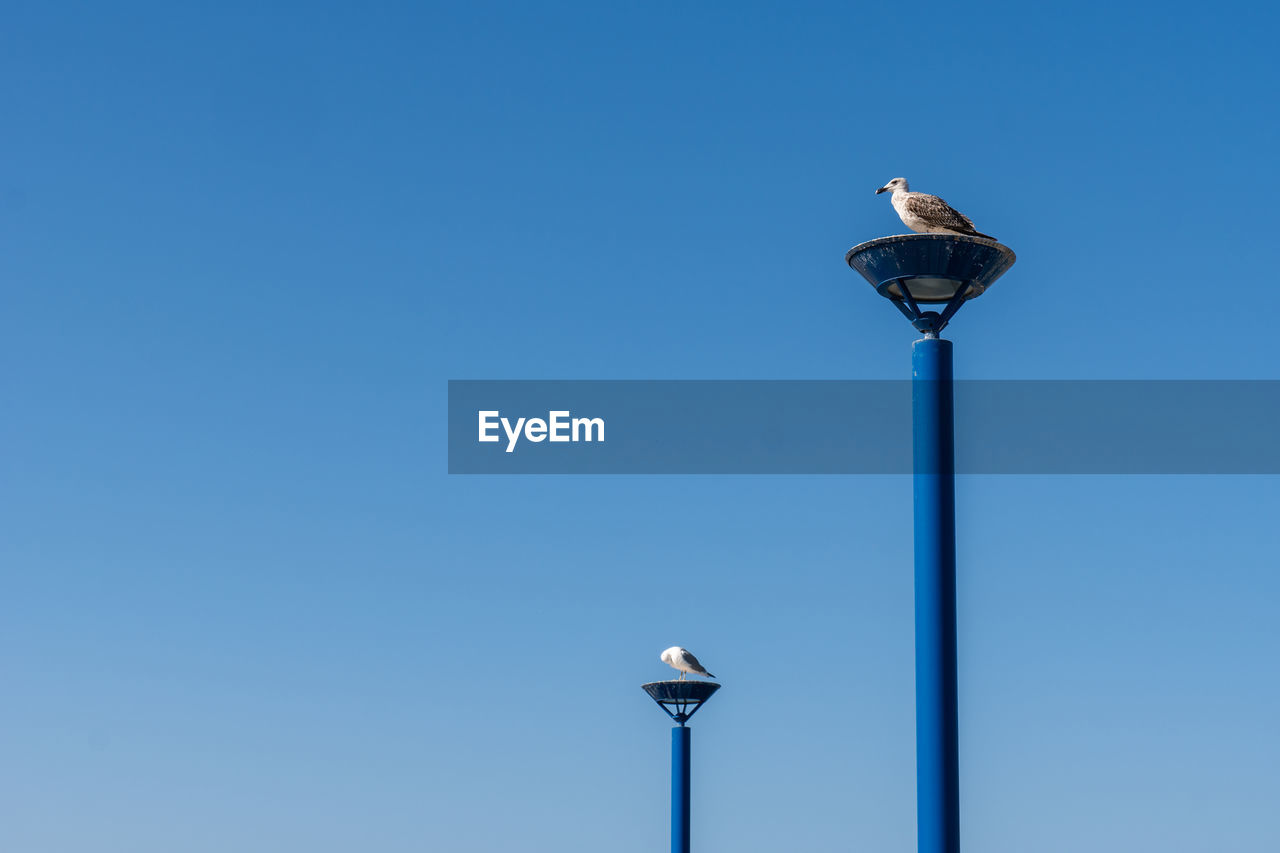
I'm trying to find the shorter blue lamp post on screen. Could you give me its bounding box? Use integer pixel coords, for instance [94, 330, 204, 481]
[846, 233, 1016, 853]
[642, 680, 720, 853]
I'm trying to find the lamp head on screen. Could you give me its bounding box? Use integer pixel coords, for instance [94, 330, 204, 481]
[845, 234, 1017, 337]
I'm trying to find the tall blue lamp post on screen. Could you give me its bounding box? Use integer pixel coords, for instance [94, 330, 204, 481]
[846, 234, 1016, 853]
[642, 680, 720, 853]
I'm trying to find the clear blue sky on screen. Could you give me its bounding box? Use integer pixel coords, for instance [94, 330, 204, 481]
[3, 2, 1278, 852]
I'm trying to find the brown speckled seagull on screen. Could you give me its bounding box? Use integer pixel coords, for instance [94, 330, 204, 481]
[875, 177, 996, 241]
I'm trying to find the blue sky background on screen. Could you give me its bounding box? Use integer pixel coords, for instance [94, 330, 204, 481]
[3, 2, 1278, 851]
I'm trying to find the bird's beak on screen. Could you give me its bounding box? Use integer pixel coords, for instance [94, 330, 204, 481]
[875, 186, 888, 194]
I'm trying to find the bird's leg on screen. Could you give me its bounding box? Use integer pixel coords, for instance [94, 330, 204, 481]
[679, 672, 685, 680]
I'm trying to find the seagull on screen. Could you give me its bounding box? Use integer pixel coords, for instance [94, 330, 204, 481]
[660, 646, 715, 680]
[875, 177, 996, 240]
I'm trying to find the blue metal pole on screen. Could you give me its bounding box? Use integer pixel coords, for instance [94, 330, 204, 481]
[671, 724, 691, 853]
[912, 337, 959, 853]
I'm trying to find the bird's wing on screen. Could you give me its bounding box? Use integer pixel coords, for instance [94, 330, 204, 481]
[903, 193, 979, 232]
[680, 650, 708, 673]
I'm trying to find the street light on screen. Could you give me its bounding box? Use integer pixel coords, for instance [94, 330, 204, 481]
[846, 233, 1016, 853]
[642, 680, 720, 853]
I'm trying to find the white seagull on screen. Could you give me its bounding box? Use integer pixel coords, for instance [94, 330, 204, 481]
[660, 646, 715, 680]
[875, 177, 996, 240]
